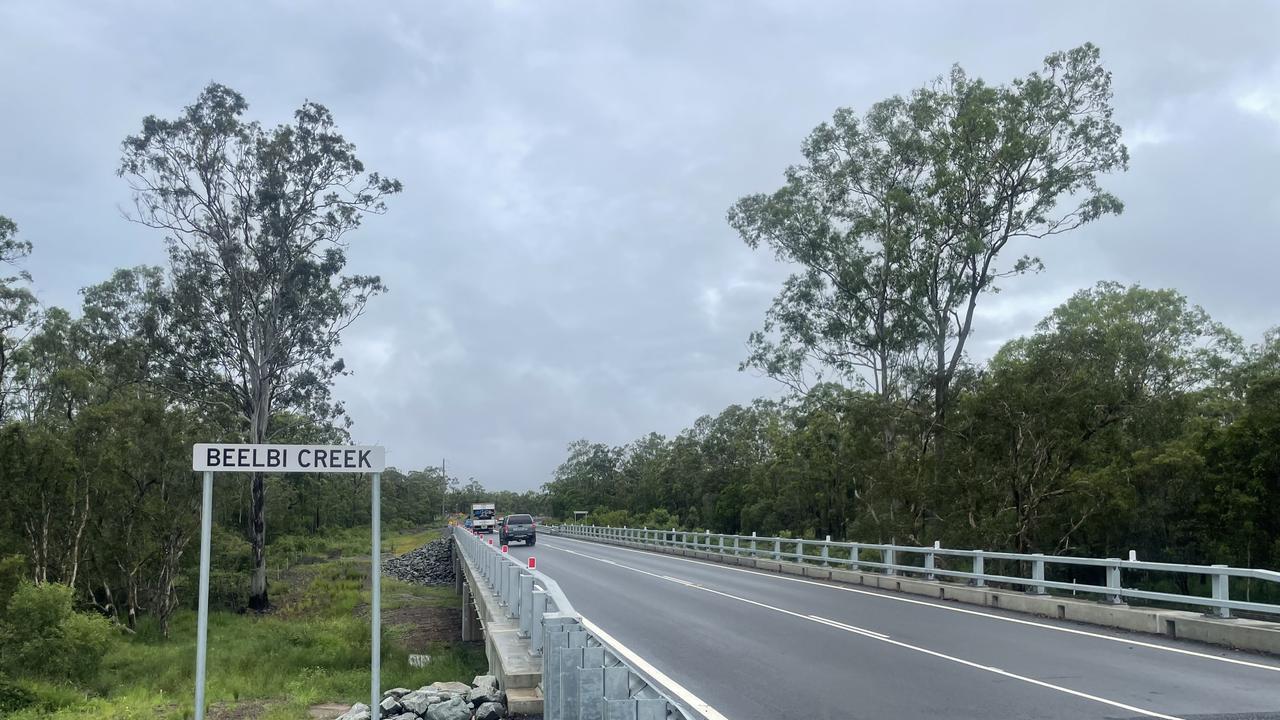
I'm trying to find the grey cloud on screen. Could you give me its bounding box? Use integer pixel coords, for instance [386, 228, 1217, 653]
[3, 0, 1277, 489]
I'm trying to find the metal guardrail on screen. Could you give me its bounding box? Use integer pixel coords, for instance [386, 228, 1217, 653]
[548, 525, 1280, 620]
[451, 526, 698, 720]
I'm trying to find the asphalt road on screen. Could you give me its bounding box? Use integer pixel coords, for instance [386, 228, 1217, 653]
[501, 533, 1280, 720]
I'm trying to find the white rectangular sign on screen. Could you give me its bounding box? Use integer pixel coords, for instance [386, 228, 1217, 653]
[192, 443, 385, 473]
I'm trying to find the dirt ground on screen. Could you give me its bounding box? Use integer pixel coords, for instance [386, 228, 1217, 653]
[385, 604, 463, 648]
[207, 700, 274, 719]
[307, 703, 350, 719]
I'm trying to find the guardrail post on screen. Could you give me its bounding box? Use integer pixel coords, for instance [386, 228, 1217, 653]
[1103, 559, 1123, 604]
[577, 645, 606, 720]
[507, 565, 516, 613]
[602, 666, 630, 716]
[519, 573, 534, 637]
[1029, 553, 1047, 595]
[718, 534, 725, 555]
[750, 532, 757, 558]
[547, 621, 567, 719]
[530, 590, 547, 655]
[1210, 565, 1231, 619]
[925, 541, 938, 581]
[563, 629, 588, 720]
[822, 536, 830, 567]
[972, 551, 985, 587]
[884, 546, 896, 576]
[850, 542, 860, 571]
[773, 538, 781, 561]
[796, 539, 805, 564]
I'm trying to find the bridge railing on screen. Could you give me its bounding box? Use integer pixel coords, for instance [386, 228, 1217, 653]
[451, 526, 701, 720]
[546, 524, 1280, 620]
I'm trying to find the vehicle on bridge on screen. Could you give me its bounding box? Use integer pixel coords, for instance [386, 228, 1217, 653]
[499, 513, 536, 546]
[471, 502, 496, 533]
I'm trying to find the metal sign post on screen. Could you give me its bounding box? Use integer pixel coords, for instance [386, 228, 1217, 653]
[190, 443, 387, 720]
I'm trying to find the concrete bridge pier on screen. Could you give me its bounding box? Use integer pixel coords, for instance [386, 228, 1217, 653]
[460, 582, 481, 641]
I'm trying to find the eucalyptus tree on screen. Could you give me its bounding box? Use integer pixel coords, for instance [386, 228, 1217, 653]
[118, 83, 401, 610]
[730, 43, 1129, 478]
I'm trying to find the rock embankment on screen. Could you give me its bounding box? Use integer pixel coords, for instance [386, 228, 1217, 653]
[336, 675, 508, 720]
[383, 538, 454, 585]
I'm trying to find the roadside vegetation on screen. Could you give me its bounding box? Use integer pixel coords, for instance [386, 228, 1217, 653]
[0, 526, 484, 719]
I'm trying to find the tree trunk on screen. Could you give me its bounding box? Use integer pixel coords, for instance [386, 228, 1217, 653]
[247, 356, 272, 612]
[248, 471, 268, 611]
[933, 319, 948, 485]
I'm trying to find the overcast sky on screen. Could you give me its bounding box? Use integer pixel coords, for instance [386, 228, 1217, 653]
[2, 1, 1277, 490]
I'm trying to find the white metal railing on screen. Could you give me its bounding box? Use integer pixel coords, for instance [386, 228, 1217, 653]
[451, 527, 700, 720]
[546, 524, 1280, 620]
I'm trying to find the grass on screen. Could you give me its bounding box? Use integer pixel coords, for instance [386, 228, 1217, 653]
[6, 525, 482, 720]
[385, 527, 442, 556]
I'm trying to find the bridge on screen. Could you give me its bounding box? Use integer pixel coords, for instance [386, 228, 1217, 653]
[450, 524, 1280, 720]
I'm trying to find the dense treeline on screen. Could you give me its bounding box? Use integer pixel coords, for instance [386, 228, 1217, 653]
[0, 232, 471, 630]
[545, 286, 1280, 572]
[0, 213, 527, 632]
[544, 44, 1280, 574]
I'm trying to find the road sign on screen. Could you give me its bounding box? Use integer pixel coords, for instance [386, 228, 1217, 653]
[190, 444, 387, 720]
[192, 443, 384, 473]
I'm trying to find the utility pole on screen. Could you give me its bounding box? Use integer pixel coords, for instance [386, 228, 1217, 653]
[441, 457, 446, 519]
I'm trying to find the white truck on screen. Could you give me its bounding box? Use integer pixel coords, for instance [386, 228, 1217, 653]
[471, 502, 496, 533]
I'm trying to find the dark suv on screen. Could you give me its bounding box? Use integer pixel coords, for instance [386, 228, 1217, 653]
[499, 513, 536, 546]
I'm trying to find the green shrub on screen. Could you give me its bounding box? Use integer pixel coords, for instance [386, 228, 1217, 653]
[0, 555, 26, 617]
[211, 525, 254, 572]
[1, 583, 114, 684]
[0, 676, 36, 712]
[635, 508, 676, 530]
[207, 570, 250, 611]
[588, 509, 633, 528]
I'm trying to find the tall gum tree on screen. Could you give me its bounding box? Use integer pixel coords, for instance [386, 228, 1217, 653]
[119, 84, 401, 611]
[730, 44, 1129, 531]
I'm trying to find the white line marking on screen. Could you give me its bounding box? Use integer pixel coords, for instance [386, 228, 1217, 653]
[547, 539, 1186, 720]
[545, 535, 1280, 674]
[807, 615, 891, 640]
[578, 614, 729, 720]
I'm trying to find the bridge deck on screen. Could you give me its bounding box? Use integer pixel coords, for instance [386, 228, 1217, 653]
[505, 534, 1280, 720]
